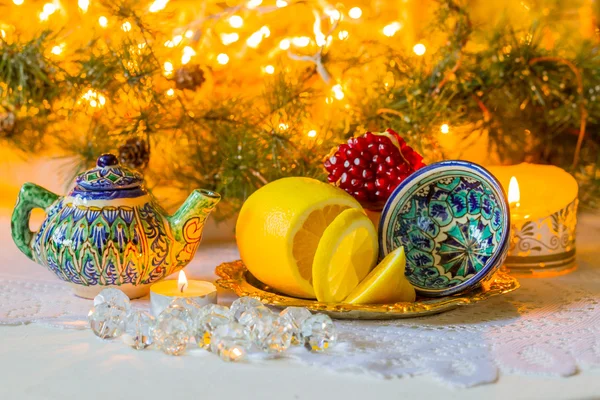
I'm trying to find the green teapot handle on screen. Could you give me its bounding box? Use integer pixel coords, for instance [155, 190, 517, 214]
[11, 183, 59, 260]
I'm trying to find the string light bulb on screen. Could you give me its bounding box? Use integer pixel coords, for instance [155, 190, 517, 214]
[39, 3, 58, 21]
[338, 30, 349, 40]
[307, 130, 317, 138]
[98, 16, 108, 27]
[51, 45, 63, 55]
[185, 30, 194, 38]
[166, 88, 175, 97]
[332, 84, 344, 100]
[122, 21, 132, 32]
[264, 65, 275, 74]
[217, 53, 229, 65]
[163, 61, 174, 76]
[247, 31, 263, 48]
[348, 7, 362, 19]
[78, 0, 89, 12]
[413, 43, 426, 56]
[276, 0, 288, 7]
[221, 33, 239, 45]
[278, 123, 289, 131]
[181, 46, 196, 64]
[383, 22, 402, 37]
[279, 39, 291, 50]
[325, 8, 341, 21]
[292, 37, 310, 47]
[247, 26, 270, 48]
[44, 3, 57, 14]
[82, 89, 106, 108]
[440, 124, 449, 134]
[165, 35, 183, 47]
[247, 0, 262, 9]
[314, 32, 326, 47]
[13, 0, 24, 5]
[149, 0, 169, 13]
[229, 15, 243, 28]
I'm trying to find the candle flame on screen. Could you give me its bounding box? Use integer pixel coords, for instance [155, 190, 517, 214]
[508, 176, 520, 206]
[178, 270, 188, 293]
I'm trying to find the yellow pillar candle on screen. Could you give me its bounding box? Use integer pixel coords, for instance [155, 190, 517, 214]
[150, 270, 217, 316]
[488, 163, 578, 276]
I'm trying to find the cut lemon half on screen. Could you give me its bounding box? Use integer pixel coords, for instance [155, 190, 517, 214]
[313, 208, 378, 303]
[236, 177, 363, 299]
[292, 204, 351, 284]
[344, 246, 416, 304]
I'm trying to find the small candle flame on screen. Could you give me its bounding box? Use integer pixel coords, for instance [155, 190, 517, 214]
[178, 270, 188, 293]
[508, 176, 520, 207]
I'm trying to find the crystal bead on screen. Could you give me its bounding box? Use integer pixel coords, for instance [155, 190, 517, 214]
[122, 311, 155, 350]
[162, 301, 194, 332]
[210, 322, 251, 362]
[193, 314, 230, 349]
[279, 307, 312, 345]
[197, 304, 231, 320]
[93, 288, 131, 311]
[151, 307, 191, 355]
[230, 297, 263, 322]
[88, 303, 127, 339]
[168, 297, 201, 320]
[260, 320, 292, 353]
[238, 306, 275, 344]
[301, 314, 337, 352]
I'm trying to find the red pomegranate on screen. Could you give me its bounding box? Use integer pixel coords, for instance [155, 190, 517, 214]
[323, 129, 426, 210]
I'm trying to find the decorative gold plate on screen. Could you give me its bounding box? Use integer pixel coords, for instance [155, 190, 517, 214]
[215, 260, 520, 320]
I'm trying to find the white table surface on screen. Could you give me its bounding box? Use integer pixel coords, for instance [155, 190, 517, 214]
[0, 152, 599, 399]
[1, 220, 599, 400]
[2, 324, 599, 400]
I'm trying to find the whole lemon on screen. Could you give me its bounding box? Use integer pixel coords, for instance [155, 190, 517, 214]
[236, 177, 363, 298]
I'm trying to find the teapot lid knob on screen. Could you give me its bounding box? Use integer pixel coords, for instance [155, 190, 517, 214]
[97, 153, 119, 168]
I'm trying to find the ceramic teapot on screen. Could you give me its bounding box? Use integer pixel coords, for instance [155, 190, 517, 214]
[11, 153, 220, 299]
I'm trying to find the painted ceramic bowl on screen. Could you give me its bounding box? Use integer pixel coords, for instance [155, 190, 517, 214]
[379, 160, 510, 297]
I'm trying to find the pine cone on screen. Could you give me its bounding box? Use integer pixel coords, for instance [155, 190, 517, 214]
[174, 64, 206, 91]
[0, 112, 16, 138]
[118, 138, 150, 170]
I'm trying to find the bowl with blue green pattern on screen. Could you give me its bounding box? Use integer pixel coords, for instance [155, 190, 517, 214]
[379, 160, 511, 297]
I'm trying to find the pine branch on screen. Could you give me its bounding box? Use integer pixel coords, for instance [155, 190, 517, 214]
[1, 0, 599, 213]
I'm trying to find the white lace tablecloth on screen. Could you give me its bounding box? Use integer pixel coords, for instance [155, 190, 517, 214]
[1, 214, 599, 388]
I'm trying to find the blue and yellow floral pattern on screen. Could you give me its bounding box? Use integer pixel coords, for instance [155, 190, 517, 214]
[11, 154, 220, 299]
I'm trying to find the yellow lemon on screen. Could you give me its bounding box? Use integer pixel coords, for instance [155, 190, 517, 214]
[344, 246, 416, 304]
[312, 208, 378, 303]
[236, 177, 363, 299]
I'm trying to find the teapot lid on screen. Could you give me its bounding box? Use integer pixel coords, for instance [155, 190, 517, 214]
[73, 154, 144, 192]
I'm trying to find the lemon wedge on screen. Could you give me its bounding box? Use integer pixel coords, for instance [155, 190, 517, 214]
[344, 246, 416, 304]
[312, 208, 378, 303]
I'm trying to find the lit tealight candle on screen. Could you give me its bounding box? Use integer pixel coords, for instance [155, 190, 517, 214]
[150, 270, 217, 316]
[489, 163, 578, 276]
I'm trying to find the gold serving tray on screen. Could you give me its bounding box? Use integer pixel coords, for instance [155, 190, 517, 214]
[215, 260, 520, 320]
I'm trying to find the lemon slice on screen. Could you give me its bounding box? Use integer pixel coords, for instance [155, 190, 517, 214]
[312, 208, 378, 303]
[344, 246, 416, 304]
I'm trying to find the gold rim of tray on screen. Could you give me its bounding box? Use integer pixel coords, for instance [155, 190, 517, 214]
[215, 260, 520, 320]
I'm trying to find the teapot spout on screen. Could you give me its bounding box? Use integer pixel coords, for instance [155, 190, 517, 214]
[168, 189, 221, 244]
